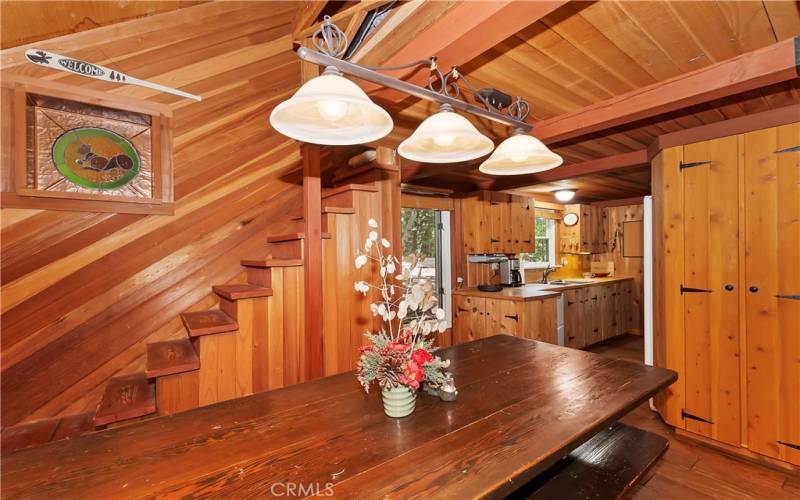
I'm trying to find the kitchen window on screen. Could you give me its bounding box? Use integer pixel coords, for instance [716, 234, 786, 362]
[520, 216, 556, 268]
[401, 208, 452, 325]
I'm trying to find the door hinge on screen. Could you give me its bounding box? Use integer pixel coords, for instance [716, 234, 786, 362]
[504, 314, 519, 322]
[777, 440, 800, 451]
[775, 145, 800, 154]
[681, 284, 712, 294]
[776, 294, 800, 300]
[681, 409, 714, 424]
[680, 160, 712, 171]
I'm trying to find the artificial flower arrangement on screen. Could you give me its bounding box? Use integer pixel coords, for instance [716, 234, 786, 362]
[354, 218, 450, 416]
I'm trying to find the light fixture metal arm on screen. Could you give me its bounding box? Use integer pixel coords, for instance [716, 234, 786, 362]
[296, 46, 533, 133]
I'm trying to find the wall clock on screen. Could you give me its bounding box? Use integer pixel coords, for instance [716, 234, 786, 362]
[563, 212, 579, 226]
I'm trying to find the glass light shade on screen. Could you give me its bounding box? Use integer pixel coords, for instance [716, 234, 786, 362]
[398, 109, 495, 163]
[269, 71, 393, 145]
[478, 134, 563, 175]
[554, 189, 576, 202]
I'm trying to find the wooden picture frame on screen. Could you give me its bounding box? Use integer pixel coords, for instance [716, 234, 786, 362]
[1, 74, 174, 214]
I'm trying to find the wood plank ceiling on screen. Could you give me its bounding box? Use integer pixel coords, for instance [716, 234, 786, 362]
[357, 0, 800, 200]
[0, 1, 206, 49]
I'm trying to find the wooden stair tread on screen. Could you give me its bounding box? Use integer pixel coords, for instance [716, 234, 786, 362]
[240, 258, 303, 268]
[181, 310, 238, 337]
[1, 412, 96, 453]
[145, 338, 200, 378]
[94, 373, 156, 427]
[322, 183, 378, 199]
[267, 232, 331, 242]
[213, 284, 273, 300]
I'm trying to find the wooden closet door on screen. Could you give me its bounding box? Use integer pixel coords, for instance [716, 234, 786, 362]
[744, 124, 800, 465]
[681, 136, 741, 445]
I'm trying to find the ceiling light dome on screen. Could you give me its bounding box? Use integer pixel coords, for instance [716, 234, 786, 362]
[479, 132, 563, 175]
[398, 104, 494, 163]
[269, 67, 393, 145]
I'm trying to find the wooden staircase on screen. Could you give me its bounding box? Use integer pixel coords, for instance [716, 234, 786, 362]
[1, 184, 377, 454]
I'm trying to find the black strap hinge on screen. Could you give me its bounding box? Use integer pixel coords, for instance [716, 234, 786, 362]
[776, 294, 800, 300]
[681, 284, 712, 294]
[777, 440, 800, 451]
[775, 146, 800, 154]
[681, 409, 713, 424]
[680, 160, 711, 170]
[504, 314, 519, 322]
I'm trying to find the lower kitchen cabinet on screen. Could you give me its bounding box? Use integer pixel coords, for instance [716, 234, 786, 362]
[563, 280, 633, 349]
[453, 295, 557, 345]
[452, 295, 487, 343]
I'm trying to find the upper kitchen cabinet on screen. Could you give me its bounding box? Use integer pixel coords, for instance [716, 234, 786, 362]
[559, 204, 606, 254]
[460, 191, 535, 255]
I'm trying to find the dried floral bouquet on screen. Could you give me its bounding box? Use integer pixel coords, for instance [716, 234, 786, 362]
[354, 218, 450, 396]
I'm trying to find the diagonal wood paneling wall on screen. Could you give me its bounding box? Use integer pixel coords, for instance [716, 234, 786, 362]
[0, 1, 305, 427]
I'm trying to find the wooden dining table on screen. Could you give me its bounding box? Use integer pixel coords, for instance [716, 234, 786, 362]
[1, 335, 677, 499]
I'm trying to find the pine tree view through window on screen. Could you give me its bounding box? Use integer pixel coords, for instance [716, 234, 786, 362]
[520, 216, 556, 267]
[401, 208, 444, 306]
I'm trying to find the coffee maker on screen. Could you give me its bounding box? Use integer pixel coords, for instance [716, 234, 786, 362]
[499, 258, 524, 287]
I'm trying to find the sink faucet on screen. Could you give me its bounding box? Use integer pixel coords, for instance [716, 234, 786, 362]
[540, 265, 556, 284]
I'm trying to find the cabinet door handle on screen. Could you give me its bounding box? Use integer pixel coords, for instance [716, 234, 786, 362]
[504, 314, 519, 322]
[724, 284, 734, 291]
[490, 238, 500, 243]
[749, 286, 759, 293]
[776, 294, 800, 300]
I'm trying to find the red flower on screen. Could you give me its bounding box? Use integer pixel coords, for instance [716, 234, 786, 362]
[401, 359, 425, 390]
[411, 349, 433, 366]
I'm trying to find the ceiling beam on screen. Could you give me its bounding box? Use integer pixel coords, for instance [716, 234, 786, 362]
[490, 150, 649, 191]
[533, 37, 800, 144]
[360, 1, 568, 102]
[292, 1, 328, 40]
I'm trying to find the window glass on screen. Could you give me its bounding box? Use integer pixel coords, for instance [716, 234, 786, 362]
[401, 208, 443, 305]
[520, 216, 556, 267]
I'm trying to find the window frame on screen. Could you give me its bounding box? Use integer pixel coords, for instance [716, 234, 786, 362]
[400, 207, 453, 328]
[521, 216, 557, 269]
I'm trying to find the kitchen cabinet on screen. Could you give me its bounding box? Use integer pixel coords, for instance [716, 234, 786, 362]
[460, 191, 535, 255]
[653, 123, 799, 466]
[452, 291, 558, 345]
[510, 195, 534, 254]
[559, 204, 606, 254]
[563, 280, 633, 349]
[452, 294, 487, 344]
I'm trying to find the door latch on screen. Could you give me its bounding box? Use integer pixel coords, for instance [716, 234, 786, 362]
[681, 409, 714, 424]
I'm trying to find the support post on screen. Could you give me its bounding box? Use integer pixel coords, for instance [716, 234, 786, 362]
[302, 143, 324, 380]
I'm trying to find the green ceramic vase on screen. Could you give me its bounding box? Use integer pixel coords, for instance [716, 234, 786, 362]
[381, 385, 417, 418]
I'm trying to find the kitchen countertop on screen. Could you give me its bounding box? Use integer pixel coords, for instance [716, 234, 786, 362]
[453, 277, 634, 301]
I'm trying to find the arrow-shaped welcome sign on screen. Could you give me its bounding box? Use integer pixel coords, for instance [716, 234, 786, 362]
[25, 48, 202, 102]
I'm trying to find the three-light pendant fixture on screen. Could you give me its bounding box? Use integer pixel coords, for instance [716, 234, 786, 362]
[270, 17, 563, 175]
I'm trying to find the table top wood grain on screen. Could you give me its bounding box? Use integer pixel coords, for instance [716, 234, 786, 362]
[1, 335, 677, 499]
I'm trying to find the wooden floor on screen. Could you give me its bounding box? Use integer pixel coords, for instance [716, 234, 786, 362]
[586, 335, 800, 499]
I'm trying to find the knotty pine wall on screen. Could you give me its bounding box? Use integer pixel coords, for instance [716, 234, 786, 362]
[0, 2, 305, 427]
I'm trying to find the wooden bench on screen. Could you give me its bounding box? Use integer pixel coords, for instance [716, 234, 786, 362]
[511, 422, 668, 499]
